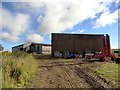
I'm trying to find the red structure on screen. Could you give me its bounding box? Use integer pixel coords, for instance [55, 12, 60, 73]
[52, 33, 117, 61]
[101, 34, 111, 55]
[52, 33, 107, 56]
[95, 34, 117, 61]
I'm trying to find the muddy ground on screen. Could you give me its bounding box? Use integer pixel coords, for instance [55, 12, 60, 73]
[26, 55, 116, 89]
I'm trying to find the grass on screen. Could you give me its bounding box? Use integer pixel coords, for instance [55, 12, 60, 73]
[1, 51, 37, 88]
[95, 62, 119, 87]
[66, 59, 74, 63]
[111, 49, 120, 53]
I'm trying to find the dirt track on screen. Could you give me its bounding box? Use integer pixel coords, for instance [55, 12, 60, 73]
[26, 56, 112, 89]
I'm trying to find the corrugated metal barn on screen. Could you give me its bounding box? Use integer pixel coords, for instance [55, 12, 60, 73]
[52, 33, 109, 57]
[12, 43, 51, 54]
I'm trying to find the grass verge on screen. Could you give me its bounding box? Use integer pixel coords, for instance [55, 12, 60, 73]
[1, 51, 37, 88]
[95, 62, 119, 87]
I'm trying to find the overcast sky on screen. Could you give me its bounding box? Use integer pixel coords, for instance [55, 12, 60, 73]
[1, 0, 119, 51]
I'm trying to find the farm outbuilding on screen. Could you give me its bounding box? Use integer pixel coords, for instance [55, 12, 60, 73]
[51, 33, 110, 57]
[12, 43, 51, 54]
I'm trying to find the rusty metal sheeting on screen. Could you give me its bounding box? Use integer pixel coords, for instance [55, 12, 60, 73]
[52, 33, 105, 56]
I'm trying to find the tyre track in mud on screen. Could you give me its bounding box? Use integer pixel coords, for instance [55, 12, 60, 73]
[45, 62, 99, 88]
[68, 64, 109, 89]
[45, 65, 70, 88]
[53, 66, 73, 88]
[45, 63, 88, 88]
[42, 63, 80, 88]
[59, 65, 77, 88]
[53, 62, 81, 88]
[60, 66, 78, 87]
[26, 60, 110, 89]
[60, 65, 91, 88]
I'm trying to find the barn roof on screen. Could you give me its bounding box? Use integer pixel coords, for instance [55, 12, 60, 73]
[12, 44, 23, 48]
[52, 33, 105, 36]
[12, 43, 51, 48]
[31, 43, 51, 46]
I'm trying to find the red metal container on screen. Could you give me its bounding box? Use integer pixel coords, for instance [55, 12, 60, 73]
[51, 33, 108, 57]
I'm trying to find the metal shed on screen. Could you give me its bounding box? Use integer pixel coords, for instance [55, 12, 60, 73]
[51, 33, 109, 57]
[12, 43, 51, 54]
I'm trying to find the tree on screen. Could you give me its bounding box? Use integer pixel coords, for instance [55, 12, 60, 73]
[0, 44, 4, 51]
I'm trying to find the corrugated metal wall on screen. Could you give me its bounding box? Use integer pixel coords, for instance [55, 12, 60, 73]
[42, 46, 51, 54]
[52, 33, 105, 56]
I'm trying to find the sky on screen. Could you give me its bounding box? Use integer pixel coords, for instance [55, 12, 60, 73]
[0, 0, 119, 51]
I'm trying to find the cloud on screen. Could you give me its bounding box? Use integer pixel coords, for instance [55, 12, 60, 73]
[94, 9, 118, 28]
[2, 0, 45, 2]
[38, 0, 118, 34]
[26, 34, 44, 43]
[111, 44, 118, 49]
[2, 32, 19, 41]
[5, 0, 119, 35]
[37, 15, 44, 22]
[1, 8, 30, 42]
[12, 2, 46, 16]
[39, 0, 99, 34]
[77, 29, 85, 33]
[71, 29, 85, 34]
[10, 0, 117, 34]
[71, 32, 75, 34]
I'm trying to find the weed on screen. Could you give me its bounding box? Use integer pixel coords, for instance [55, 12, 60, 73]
[1, 51, 37, 88]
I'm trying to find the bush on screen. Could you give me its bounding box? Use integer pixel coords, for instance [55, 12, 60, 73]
[1, 51, 37, 88]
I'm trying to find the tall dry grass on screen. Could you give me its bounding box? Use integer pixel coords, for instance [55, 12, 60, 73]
[1, 51, 37, 88]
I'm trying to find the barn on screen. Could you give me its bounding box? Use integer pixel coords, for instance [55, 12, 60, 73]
[51, 33, 110, 57]
[12, 43, 51, 54]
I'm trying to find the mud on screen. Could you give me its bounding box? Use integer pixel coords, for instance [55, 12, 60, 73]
[26, 58, 112, 88]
